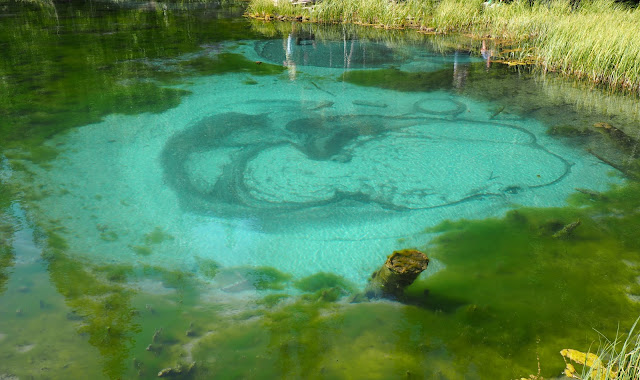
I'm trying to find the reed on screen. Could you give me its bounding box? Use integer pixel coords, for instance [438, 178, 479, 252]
[246, 0, 640, 91]
[580, 318, 640, 380]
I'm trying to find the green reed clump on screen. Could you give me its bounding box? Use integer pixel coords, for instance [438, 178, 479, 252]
[247, 0, 640, 91]
[578, 318, 640, 380]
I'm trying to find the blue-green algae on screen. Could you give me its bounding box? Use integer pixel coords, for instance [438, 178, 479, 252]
[143, 227, 174, 245]
[6, 179, 640, 379]
[0, 218, 14, 294]
[342, 67, 454, 92]
[163, 182, 640, 379]
[217, 266, 292, 291]
[178, 53, 286, 76]
[131, 245, 154, 256]
[194, 256, 220, 279]
[294, 272, 355, 294]
[41, 233, 140, 380]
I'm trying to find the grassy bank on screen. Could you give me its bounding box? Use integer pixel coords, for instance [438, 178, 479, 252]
[246, 0, 640, 91]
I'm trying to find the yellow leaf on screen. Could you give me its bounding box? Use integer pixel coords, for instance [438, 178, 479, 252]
[560, 348, 600, 367]
[564, 363, 579, 378]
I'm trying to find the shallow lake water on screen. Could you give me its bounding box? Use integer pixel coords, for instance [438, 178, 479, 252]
[2, 2, 640, 379]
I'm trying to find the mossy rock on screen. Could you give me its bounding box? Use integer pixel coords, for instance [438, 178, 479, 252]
[294, 272, 355, 294]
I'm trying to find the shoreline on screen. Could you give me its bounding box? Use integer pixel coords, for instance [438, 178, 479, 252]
[245, 0, 640, 92]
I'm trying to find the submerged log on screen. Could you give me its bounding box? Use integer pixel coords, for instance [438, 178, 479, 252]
[553, 220, 581, 239]
[586, 149, 640, 180]
[365, 249, 429, 300]
[574, 187, 607, 201]
[593, 122, 638, 154]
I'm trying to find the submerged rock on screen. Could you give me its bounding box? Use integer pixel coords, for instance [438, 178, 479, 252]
[365, 249, 429, 299]
[157, 362, 195, 378]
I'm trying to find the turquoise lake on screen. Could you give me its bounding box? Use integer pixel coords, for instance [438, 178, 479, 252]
[1, 1, 640, 379]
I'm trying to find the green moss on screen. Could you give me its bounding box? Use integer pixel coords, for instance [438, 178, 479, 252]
[341, 67, 454, 92]
[179, 53, 286, 76]
[0, 219, 14, 294]
[4, 145, 60, 164]
[294, 272, 355, 294]
[142, 265, 196, 292]
[195, 256, 220, 279]
[299, 287, 348, 303]
[130, 245, 153, 256]
[397, 184, 640, 377]
[547, 124, 596, 137]
[43, 236, 139, 379]
[143, 227, 174, 245]
[100, 231, 119, 242]
[95, 265, 133, 283]
[257, 293, 290, 308]
[218, 266, 292, 291]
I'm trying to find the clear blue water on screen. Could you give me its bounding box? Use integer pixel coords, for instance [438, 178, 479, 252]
[17, 40, 617, 284]
[1, 3, 640, 379]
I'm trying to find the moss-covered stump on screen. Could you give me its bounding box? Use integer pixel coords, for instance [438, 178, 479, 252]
[365, 249, 429, 300]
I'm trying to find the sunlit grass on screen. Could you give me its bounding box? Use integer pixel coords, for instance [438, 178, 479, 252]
[246, 0, 640, 91]
[579, 318, 640, 380]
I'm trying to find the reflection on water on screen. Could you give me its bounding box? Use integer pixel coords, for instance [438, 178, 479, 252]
[1, 2, 640, 380]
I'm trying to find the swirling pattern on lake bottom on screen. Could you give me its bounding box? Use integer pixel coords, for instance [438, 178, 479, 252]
[162, 100, 572, 224]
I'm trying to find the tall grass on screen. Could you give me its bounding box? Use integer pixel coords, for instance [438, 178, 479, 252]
[246, 0, 640, 91]
[579, 318, 640, 380]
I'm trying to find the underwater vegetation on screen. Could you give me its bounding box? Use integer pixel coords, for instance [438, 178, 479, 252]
[1, 179, 633, 379]
[40, 231, 140, 379]
[0, 1, 279, 156]
[179, 52, 286, 76]
[342, 67, 454, 92]
[0, 216, 15, 294]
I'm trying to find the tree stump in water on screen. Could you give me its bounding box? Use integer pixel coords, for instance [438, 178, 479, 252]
[365, 249, 429, 300]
